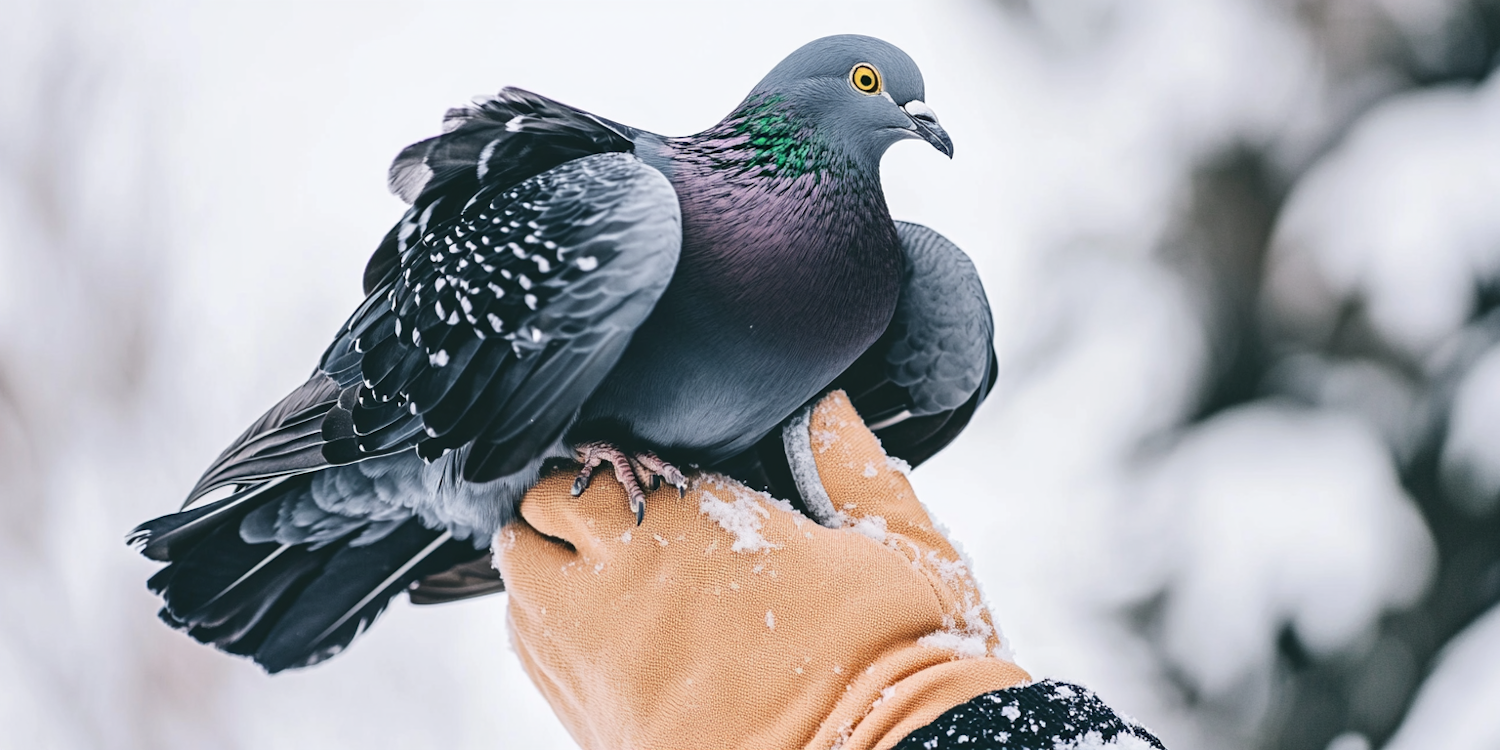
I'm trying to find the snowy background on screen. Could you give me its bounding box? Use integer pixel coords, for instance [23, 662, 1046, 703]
[3, 0, 1499, 748]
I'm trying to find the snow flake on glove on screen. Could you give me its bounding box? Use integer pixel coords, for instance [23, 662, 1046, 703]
[696, 475, 784, 553]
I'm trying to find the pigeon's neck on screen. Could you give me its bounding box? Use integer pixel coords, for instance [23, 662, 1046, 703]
[662, 94, 896, 275]
[652, 94, 902, 376]
[668, 93, 866, 182]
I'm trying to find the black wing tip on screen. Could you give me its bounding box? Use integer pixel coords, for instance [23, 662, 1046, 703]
[255, 639, 342, 674]
[126, 523, 151, 548]
[154, 604, 299, 675]
[128, 512, 197, 562]
[127, 529, 167, 561]
[176, 521, 471, 674]
[249, 536, 471, 673]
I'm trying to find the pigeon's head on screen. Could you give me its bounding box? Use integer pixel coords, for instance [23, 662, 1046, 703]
[747, 35, 952, 164]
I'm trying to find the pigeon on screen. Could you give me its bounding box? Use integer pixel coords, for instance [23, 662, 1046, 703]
[129, 34, 996, 673]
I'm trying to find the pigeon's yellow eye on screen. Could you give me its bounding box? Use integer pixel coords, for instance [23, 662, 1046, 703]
[850, 64, 882, 95]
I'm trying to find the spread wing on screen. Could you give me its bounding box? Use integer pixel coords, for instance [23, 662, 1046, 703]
[836, 220, 996, 466]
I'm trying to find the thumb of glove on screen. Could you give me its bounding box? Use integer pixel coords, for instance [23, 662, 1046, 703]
[784, 392, 953, 550]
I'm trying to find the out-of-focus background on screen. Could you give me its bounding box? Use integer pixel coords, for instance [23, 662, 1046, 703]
[3, 0, 1499, 747]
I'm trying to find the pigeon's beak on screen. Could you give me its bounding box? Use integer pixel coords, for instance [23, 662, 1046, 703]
[902, 100, 953, 158]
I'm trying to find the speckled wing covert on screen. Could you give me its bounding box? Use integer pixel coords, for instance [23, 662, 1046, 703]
[324, 151, 682, 482]
[182, 89, 660, 503]
[365, 87, 642, 294]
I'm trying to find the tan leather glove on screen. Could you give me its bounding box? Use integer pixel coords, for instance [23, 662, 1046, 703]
[495, 391, 1030, 750]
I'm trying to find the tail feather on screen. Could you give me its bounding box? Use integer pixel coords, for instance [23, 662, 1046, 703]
[129, 476, 295, 562]
[133, 475, 479, 673]
[159, 545, 330, 656]
[254, 522, 474, 672]
[148, 512, 304, 616]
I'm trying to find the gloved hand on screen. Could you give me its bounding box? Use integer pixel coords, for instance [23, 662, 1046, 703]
[495, 391, 1030, 750]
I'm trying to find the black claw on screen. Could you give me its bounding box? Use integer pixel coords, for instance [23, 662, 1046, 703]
[572, 474, 591, 496]
[678, 484, 687, 499]
[634, 500, 645, 526]
[648, 475, 662, 492]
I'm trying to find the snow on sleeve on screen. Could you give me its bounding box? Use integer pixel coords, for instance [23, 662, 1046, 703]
[1383, 601, 1500, 750]
[1139, 402, 1435, 697]
[891, 681, 1164, 749]
[1056, 734, 1162, 749]
[1263, 74, 1500, 359]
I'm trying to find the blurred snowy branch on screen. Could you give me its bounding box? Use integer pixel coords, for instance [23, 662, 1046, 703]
[0, 4, 210, 749]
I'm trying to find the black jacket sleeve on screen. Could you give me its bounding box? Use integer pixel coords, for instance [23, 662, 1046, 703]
[893, 680, 1166, 749]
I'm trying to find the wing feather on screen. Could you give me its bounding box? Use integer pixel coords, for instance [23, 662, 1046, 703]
[139, 95, 675, 672]
[365, 88, 637, 293]
[336, 152, 680, 479]
[834, 221, 995, 466]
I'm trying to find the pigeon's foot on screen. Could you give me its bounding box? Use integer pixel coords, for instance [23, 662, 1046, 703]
[570, 442, 687, 525]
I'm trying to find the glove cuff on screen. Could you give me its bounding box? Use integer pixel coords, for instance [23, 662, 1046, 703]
[815, 653, 1031, 750]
